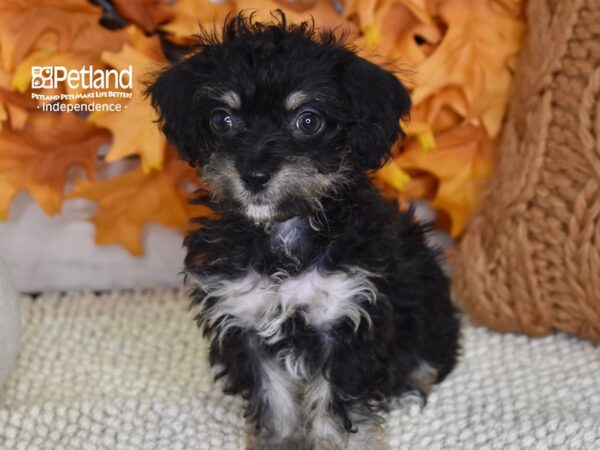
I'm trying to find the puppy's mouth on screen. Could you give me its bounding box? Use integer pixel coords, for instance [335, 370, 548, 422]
[201, 156, 345, 223]
[237, 188, 296, 224]
[244, 201, 276, 223]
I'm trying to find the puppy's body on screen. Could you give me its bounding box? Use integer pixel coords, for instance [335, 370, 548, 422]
[150, 13, 459, 449]
[188, 179, 458, 449]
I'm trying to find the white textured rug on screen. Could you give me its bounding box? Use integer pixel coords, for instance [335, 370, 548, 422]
[0, 290, 599, 450]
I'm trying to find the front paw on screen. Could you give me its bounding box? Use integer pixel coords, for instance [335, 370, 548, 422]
[247, 432, 307, 450]
[347, 423, 387, 450]
[309, 423, 387, 450]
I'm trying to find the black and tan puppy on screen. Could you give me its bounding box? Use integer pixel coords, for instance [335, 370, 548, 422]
[149, 12, 459, 450]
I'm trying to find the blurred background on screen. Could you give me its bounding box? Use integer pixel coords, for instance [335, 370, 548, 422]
[0, 0, 525, 292]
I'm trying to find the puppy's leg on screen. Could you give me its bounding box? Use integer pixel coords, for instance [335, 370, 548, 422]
[247, 358, 304, 450]
[408, 360, 439, 396]
[303, 376, 344, 450]
[303, 376, 386, 450]
[347, 422, 386, 450]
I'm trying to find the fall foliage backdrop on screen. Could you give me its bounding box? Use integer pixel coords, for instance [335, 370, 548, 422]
[0, 0, 525, 255]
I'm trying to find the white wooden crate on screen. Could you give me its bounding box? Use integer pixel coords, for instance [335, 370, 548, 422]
[0, 193, 184, 292]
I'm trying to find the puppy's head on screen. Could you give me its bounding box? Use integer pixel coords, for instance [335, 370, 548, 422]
[149, 12, 410, 223]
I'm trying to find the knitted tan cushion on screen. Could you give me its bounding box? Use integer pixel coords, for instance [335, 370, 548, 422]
[453, 0, 600, 340]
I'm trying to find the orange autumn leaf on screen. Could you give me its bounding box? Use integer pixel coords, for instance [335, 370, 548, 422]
[12, 47, 103, 102]
[412, 0, 525, 137]
[410, 87, 468, 134]
[68, 152, 209, 256]
[398, 172, 438, 202]
[275, 0, 318, 12]
[346, 0, 433, 26]
[88, 29, 167, 172]
[488, 0, 525, 18]
[90, 90, 165, 171]
[110, 0, 175, 32]
[0, 113, 109, 219]
[9, 28, 125, 104]
[0, 89, 33, 130]
[124, 25, 168, 61]
[402, 86, 469, 150]
[373, 166, 437, 204]
[341, 0, 378, 24]
[396, 125, 496, 236]
[0, 0, 125, 71]
[0, 65, 35, 130]
[377, 160, 412, 192]
[393, 87, 469, 159]
[371, 1, 440, 63]
[161, 0, 233, 39]
[347, 0, 440, 66]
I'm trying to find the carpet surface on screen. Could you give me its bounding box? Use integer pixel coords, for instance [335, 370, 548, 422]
[0, 290, 599, 450]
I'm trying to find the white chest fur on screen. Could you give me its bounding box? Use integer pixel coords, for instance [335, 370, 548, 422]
[190, 266, 378, 344]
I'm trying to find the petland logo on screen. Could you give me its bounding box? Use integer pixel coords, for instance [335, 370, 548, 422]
[31, 65, 133, 113]
[32, 65, 132, 90]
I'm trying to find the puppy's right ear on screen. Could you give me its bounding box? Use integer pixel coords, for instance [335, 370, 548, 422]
[342, 57, 411, 170]
[147, 60, 199, 165]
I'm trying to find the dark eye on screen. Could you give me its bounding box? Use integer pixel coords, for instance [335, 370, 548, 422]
[295, 111, 324, 136]
[209, 109, 234, 134]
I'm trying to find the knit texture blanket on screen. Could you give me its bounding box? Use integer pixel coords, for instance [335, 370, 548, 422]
[453, 0, 600, 340]
[0, 290, 598, 449]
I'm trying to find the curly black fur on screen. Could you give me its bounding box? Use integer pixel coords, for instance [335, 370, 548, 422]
[148, 11, 459, 450]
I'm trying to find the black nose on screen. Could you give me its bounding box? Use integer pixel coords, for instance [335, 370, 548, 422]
[242, 169, 271, 191]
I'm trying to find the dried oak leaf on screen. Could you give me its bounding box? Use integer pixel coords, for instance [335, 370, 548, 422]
[12, 46, 103, 102]
[68, 150, 209, 255]
[410, 86, 468, 135]
[161, 0, 232, 39]
[0, 0, 125, 71]
[110, 0, 175, 32]
[395, 125, 496, 236]
[398, 86, 468, 153]
[347, 0, 441, 66]
[486, 0, 525, 18]
[375, 87, 468, 195]
[413, 0, 525, 137]
[0, 113, 109, 219]
[0, 64, 34, 130]
[88, 28, 167, 172]
[10, 30, 125, 104]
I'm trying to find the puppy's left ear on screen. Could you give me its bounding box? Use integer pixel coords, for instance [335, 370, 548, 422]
[343, 57, 411, 170]
[147, 59, 200, 165]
